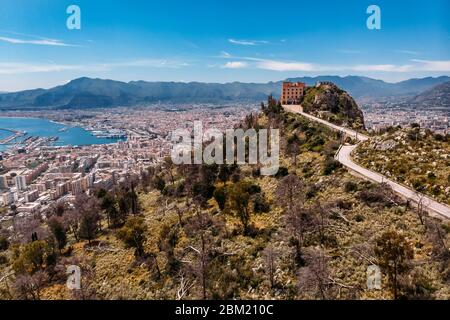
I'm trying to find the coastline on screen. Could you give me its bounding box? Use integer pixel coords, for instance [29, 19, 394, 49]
[0, 117, 125, 152]
[0, 116, 73, 127]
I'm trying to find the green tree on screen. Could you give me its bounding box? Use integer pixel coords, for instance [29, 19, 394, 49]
[153, 175, 166, 193]
[118, 194, 130, 220]
[213, 186, 227, 211]
[158, 224, 180, 275]
[127, 185, 139, 215]
[0, 235, 9, 251]
[117, 216, 147, 257]
[374, 230, 414, 299]
[79, 211, 100, 244]
[227, 182, 252, 234]
[13, 240, 49, 274]
[48, 217, 67, 253]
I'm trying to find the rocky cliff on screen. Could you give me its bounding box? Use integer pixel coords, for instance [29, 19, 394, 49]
[301, 82, 365, 130]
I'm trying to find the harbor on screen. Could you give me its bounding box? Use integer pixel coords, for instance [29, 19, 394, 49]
[0, 117, 125, 152]
[0, 128, 26, 145]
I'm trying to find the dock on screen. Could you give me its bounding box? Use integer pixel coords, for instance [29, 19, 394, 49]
[0, 128, 26, 145]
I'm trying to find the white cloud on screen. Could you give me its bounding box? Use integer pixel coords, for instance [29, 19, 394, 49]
[0, 58, 190, 75]
[350, 64, 413, 72]
[222, 61, 248, 69]
[228, 38, 269, 46]
[256, 60, 316, 71]
[220, 51, 231, 58]
[0, 62, 85, 74]
[396, 50, 420, 55]
[230, 56, 450, 73]
[112, 59, 189, 68]
[0, 36, 77, 47]
[410, 59, 450, 72]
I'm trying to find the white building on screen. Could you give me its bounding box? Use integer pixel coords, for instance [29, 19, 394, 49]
[0, 175, 7, 189]
[2, 191, 16, 206]
[15, 175, 27, 191]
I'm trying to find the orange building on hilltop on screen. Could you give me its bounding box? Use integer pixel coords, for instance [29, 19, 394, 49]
[281, 81, 305, 105]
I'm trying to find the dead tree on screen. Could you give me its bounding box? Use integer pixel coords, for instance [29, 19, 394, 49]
[263, 245, 278, 289]
[176, 272, 194, 300]
[276, 174, 304, 210]
[297, 249, 334, 300]
[12, 271, 48, 300]
[415, 192, 428, 226]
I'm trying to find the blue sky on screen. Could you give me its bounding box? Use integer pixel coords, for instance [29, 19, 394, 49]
[0, 0, 449, 91]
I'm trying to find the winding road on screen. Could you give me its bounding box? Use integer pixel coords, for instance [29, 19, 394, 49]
[283, 104, 450, 219]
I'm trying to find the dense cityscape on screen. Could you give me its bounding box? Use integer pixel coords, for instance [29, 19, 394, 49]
[0, 0, 449, 306]
[360, 97, 450, 134]
[0, 98, 448, 223]
[0, 104, 258, 222]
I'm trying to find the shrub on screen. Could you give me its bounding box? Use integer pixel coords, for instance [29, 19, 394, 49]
[323, 157, 341, 175]
[358, 183, 396, 206]
[13, 240, 50, 274]
[344, 181, 358, 193]
[247, 184, 261, 195]
[117, 216, 147, 257]
[253, 193, 270, 213]
[441, 223, 450, 234]
[412, 179, 425, 191]
[334, 199, 352, 210]
[251, 167, 261, 177]
[227, 181, 252, 234]
[276, 167, 289, 178]
[213, 186, 227, 211]
[153, 175, 166, 192]
[192, 181, 215, 201]
[427, 172, 436, 180]
[305, 184, 319, 199]
[0, 235, 9, 251]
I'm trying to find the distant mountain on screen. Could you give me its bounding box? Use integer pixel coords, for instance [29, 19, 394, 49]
[409, 81, 450, 109]
[0, 77, 279, 109]
[0, 76, 449, 109]
[287, 76, 450, 98]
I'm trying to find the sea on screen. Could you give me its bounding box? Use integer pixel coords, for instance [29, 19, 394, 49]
[0, 117, 123, 152]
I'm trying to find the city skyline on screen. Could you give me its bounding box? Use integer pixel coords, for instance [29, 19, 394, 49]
[0, 0, 449, 91]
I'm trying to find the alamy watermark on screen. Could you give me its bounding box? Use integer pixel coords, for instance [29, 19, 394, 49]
[367, 5, 381, 30]
[66, 265, 81, 290]
[171, 121, 280, 176]
[367, 264, 381, 290]
[66, 5, 81, 30]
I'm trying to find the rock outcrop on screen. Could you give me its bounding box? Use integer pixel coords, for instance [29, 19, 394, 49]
[301, 82, 365, 130]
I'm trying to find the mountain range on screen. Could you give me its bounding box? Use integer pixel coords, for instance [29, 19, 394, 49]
[409, 81, 450, 109]
[0, 75, 449, 109]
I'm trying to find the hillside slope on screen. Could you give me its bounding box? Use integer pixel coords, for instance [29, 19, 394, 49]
[288, 75, 450, 98]
[410, 81, 450, 109]
[353, 125, 450, 205]
[301, 82, 365, 130]
[1, 100, 448, 300]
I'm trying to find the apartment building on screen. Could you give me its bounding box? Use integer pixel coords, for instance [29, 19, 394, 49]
[281, 81, 306, 105]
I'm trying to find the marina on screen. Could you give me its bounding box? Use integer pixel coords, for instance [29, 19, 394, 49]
[0, 117, 125, 152]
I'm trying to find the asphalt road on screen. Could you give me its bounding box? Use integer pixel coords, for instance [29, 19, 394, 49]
[284, 105, 450, 219]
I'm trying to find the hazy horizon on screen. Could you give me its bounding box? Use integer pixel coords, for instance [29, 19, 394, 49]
[1, 74, 450, 94]
[0, 0, 449, 91]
